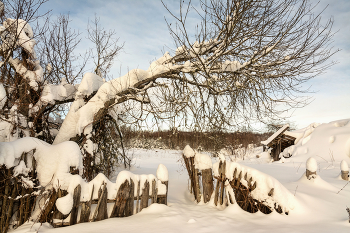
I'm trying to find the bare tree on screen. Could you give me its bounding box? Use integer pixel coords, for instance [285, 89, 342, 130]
[39, 14, 88, 85]
[87, 15, 123, 79]
[1, 0, 337, 179]
[54, 0, 336, 154]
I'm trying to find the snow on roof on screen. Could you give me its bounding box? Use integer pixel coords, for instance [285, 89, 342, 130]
[261, 124, 289, 146]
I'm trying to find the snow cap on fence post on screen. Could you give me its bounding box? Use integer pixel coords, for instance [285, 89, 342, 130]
[183, 145, 195, 158]
[340, 160, 349, 181]
[157, 164, 168, 182]
[194, 153, 212, 170]
[306, 157, 317, 179]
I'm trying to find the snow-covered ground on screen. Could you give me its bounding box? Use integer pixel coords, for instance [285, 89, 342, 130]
[13, 119, 350, 232]
[13, 149, 349, 233]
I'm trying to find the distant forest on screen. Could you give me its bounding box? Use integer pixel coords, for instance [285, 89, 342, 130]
[121, 128, 272, 152]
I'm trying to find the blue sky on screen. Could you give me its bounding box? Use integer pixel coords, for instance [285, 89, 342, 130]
[39, 0, 350, 130]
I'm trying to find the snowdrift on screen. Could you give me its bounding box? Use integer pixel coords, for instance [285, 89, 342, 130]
[281, 119, 350, 163]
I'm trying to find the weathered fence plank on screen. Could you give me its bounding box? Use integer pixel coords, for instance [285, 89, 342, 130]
[219, 161, 226, 205]
[110, 180, 130, 218]
[4, 178, 17, 233]
[202, 168, 214, 203]
[125, 179, 134, 217]
[92, 182, 108, 221]
[69, 184, 81, 225]
[182, 155, 194, 194]
[157, 181, 168, 205]
[140, 180, 150, 211]
[136, 180, 140, 214]
[39, 189, 58, 223]
[80, 185, 94, 223]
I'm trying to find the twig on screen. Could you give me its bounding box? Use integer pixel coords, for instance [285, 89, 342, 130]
[294, 185, 298, 196]
[315, 154, 328, 163]
[336, 181, 349, 194]
[296, 163, 302, 173]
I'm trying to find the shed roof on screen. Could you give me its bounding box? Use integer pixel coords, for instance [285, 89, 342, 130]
[261, 124, 296, 147]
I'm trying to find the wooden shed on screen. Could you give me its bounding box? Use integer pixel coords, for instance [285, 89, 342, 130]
[261, 124, 296, 161]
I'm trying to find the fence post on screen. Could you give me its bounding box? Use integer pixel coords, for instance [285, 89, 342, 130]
[156, 164, 168, 205]
[125, 179, 134, 217]
[136, 180, 140, 213]
[214, 160, 226, 206]
[151, 179, 157, 204]
[182, 154, 194, 194]
[306, 157, 317, 179]
[341, 160, 349, 181]
[140, 180, 150, 211]
[92, 182, 108, 221]
[202, 168, 214, 203]
[111, 180, 130, 218]
[69, 184, 81, 225]
[80, 185, 94, 223]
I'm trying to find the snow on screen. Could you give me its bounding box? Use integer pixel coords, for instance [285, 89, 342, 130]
[157, 164, 169, 182]
[76, 72, 104, 98]
[281, 119, 350, 164]
[0, 137, 82, 186]
[183, 145, 195, 158]
[0, 82, 6, 109]
[53, 50, 186, 144]
[0, 120, 13, 142]
[222, 60, 243, 72]
[13, 160, 29, 177]
[261, 124, 289, 145]
[8, 58, 43, 90]
[12, 147, 350, 233]
[56, 193, 74, 215]
[217, 161, 296, 213]
[39, 82, 76, 105]
[3, 19, 35, 55]
[194, 152, 212, 170]
[52, 166, 168, 214]
[340, 160, 349, 172]
[306, 157, 317, 172]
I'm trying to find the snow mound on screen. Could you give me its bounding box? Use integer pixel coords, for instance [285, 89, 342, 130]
[332, 119, 349, 127]
[281, 119, 350, 163]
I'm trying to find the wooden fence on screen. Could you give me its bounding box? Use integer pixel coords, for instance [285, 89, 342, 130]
[182, 153, 286, 214]
[0, 161, 40, 233]
[47, 177, 168, 228]
[0, 163, 168, 232]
